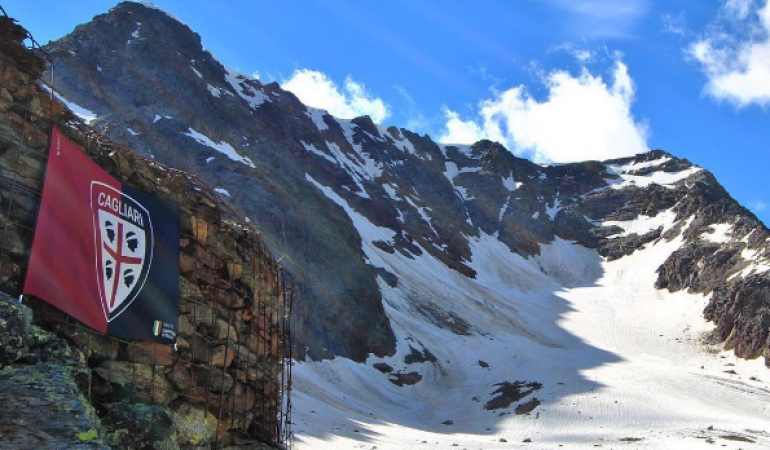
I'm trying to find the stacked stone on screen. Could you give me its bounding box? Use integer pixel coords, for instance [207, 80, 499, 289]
[0, 16, 63, 296]
[0, 16, 289, 448]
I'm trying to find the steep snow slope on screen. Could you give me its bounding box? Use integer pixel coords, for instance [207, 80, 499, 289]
[291, 198, 770, 449]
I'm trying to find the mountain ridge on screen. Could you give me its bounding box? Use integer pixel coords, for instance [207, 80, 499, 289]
[42, 1, 770, 369]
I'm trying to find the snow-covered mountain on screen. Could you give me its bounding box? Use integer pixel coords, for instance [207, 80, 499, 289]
[43, 2, 770, 448]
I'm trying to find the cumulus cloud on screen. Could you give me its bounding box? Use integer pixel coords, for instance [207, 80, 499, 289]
[689, 0, 770, 107]
[282, 69, 391, 123]
[438, 61, 649, 164]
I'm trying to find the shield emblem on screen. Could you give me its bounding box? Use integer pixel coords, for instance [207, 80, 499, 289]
[90, 182, 154, 322]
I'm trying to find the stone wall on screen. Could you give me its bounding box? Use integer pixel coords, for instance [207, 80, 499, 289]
[0, 14, 290, 450]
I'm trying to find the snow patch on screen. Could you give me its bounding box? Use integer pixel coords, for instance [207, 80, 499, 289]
[126, 127, 140, 136]
[502, 174, 522, 192]
[386, 128, 417, 154]
[702, 223, 733, 244]
[383, 184, 399, 201]
[182, 127, 255, 168]
[300, 141, 336, 164]
[225, 69, 270, 109]
[606, 156, 672, 175]
[603, 209, 678, 238]
[498, 196, 511, 222]
[605, 159, 702, 190]
[545, 198, 562, 221]
[214, 188, 230, 197]
[324, 141, 371, 198]
[444, 161, 478, 201]
[38, 84, 97, 124]
[336, 119, 384, 181]
[305, 107, 330, 131]
[207, 84, 221, 98]
[131, 22, 142, 39]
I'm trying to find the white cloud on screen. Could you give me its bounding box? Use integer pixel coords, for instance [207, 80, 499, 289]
[574, 49, 595, 62]
[282, 69, 390, 123]
[689, 0, 770, 107]
[438, 61, 649, 164]
[441, 108, 484, 145]
[725, 0, 757, 19]
[753, 199, 768, 211]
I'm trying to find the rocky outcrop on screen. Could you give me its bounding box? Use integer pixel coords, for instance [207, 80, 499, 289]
[654, 170, 770, 363]
[705, 275, 770, 360]
[0, 292, 111, 450]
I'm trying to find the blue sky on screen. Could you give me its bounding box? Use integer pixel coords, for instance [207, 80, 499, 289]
[6, 0, 770, 224]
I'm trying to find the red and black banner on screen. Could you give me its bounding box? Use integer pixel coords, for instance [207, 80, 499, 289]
[23, 126, 179, 343]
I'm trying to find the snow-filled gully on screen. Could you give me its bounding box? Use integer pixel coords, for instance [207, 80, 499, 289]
[291, 187, 770, 450]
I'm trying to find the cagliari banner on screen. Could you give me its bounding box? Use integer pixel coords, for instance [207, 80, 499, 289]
[23, 126, 179, 343]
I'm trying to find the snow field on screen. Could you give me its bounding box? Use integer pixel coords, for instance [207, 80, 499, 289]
[293, 180, 770, 450]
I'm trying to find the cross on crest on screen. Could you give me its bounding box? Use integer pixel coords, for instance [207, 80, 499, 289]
[91, 182, 154, 322]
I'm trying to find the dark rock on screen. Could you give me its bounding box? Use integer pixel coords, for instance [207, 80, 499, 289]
[102, 402, 178, 450]
[93, 360, 176, 406]
[373, 362, 393, 373]
[0, 363, 111, 450]
[514, 398, 541, 415]
[719, 434, 755, 443]
[171, 404, 219, 447]
[704, 275, 770, 363]
[0, 292, 32, 366]
[485, 381, 543, 411]
[404, 345, 437, 364]
[388, 371, 422, 386]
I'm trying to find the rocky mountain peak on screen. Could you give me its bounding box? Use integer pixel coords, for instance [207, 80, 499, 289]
[41, 3, 770, 368]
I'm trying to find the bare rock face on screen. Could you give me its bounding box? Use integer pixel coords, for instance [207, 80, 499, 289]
[0, 292, 112, 450]
[42, 2, 770, 367]
[705, 276, 770, 362]
[0, 293, 32, 367]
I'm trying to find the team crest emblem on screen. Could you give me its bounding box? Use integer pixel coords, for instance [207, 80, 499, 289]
[91, 182, 154, 322]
